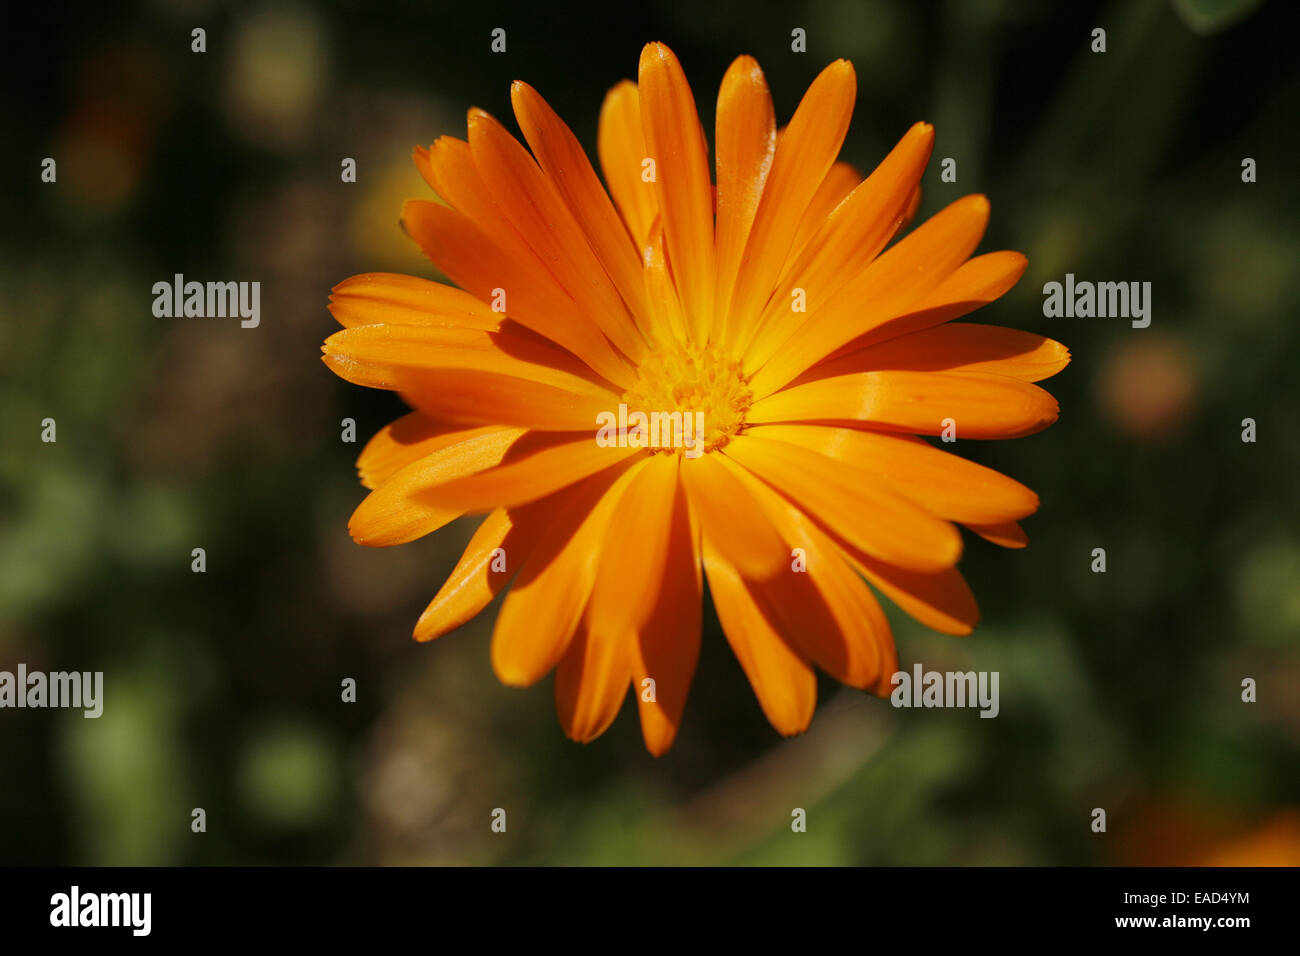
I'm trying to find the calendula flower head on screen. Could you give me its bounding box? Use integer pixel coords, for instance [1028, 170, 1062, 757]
[323, 42, 1069, 755]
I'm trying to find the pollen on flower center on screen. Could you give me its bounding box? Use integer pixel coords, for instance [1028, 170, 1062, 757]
[622, 343, 753, 454]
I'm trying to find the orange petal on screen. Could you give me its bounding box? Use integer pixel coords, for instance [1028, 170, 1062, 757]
[328, 273, 498, 330]
[585, 457, 700, 754]
[853, 552, 981, 637]
[895, 183, 923, 236]
[554, 617, 632, 744]
[809, 322, 1070, 383]
[587, 455, 682, 640]
[401, 199, 634, 388]
[491, 460, 645, 685]
[414, 502, 550, 642]
[702, 543, 816, 736]
[638, 42, 715, 343]
[356, 412, 469, 491]
[819, 250, 1030, 362]
[597, 81, 658, 248]
[746, 122, 935, 369]
[748, 194, 992, 396]
[511, 81, 653, 331]
[712, 55, 775, 342]
[680, 452, 788, 579]
[322, 324, 618, 431]
[786, 494, 980, 636]
[412, 143, 437, 193]
[322, 323, 611, 393]
[790, 160, 860, 258]
[641, 222, 690, 347]
[749, 369, 1061, 440]
[417, 431, 642, 513]
[747, 423, 1040, 524]
[733, 469, 894, 690]
[467, 107, 645, 362]
[725, 59, 857, 354]
[401, 368, 618, 431]
[348, 426, 526, 546]
[417, 136, 547, 270]
[630, 478, 702, 755]
[966, 519, 1029, 549]
[723, 433, 962, 572]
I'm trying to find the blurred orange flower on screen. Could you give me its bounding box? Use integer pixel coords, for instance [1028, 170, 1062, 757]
[323, 42, 1068, 754]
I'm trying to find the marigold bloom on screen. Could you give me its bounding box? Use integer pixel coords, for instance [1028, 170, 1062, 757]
[323, 42, 1069, 755]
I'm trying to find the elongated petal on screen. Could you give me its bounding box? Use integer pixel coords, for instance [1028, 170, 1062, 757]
[810, 322, 1070, 383]
[852, 551, 980, 636]
[726, 59, 857, 353]
[322, 323, 612, 394]
[746, 122, 934, 368]
[732, 467, 893, 690]
[703, 543, 816, 736]
[638, 42, 714, 342]
[642, 222, 690, 347]
[356, 412, 471, 491]
[730, 429, 983, 636]
[747, 423, 1040, 524]
[586, 457, 700, 755]
[587, 456, 682, 639]
[631, 477, 702, 755]
[511, 81, 653, 329]
[492, 461, 644, 685]
[789, 161, 860, 257]
[414, 501, 550, 642]
[418, 432, 642, 512]
[417, 136, 545, 270]
[712, 55, 775, 341]
[554, 618, 632, 744]
[749, 369, 1061, 440]
[817, 250, 1030, 363]
[749, 194, 992, 395]
[723, 433, 962, 572]
[329, 273, 498, 330]
[322, 324, 618, 430]
[468, 107, 645, 362]
[401, 199, 634, 388]
[402, 368, 618, 431]
[783, 493, 979, 636]
[598, 81, 657, 247]
[680, 452, 787, 579]
[348, 426, 526, 546]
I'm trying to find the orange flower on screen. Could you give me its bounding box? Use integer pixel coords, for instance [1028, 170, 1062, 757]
[323, 42, 1069, 755]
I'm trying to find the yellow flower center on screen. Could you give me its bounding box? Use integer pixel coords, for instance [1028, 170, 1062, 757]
[622, 343, 752, 454]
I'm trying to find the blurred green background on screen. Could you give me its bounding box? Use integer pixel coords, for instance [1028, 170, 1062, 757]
[2, 0, 1298, 865]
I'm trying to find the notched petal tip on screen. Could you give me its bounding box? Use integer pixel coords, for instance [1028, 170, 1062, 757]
[908, 121, 936, 146]
[639, 40, 683, 78]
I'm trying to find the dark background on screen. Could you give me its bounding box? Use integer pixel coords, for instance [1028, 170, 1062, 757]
[1, 0, 1297, 864]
